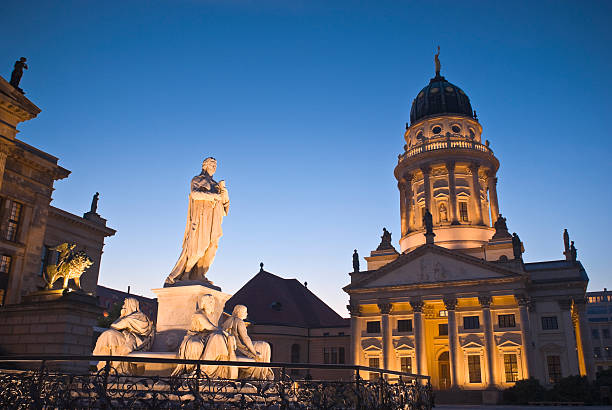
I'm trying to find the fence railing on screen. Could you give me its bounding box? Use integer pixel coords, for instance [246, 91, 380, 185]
[399, 135, 493, 162]
[0, 355, 433, 409]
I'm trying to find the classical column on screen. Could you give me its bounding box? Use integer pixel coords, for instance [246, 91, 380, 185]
[516, 295, 532, 379]
[446, 161, 459, 225]
[0, 149, 8, 191]
[421, 166, 433, 219]
[348, 304, 362, 368]
[399, 179, 407, 237]
[379, 302, 393, 372]
[444, 297, 459, 388]
[573, 298, 596, 380]
[469, 163, 484, 225]
[406, 173, 414, 233]
[479, 296, 496, 387]
[557, 299, 581, 377]
[486, 171, 500, 226]
[411, 299, 428, 375]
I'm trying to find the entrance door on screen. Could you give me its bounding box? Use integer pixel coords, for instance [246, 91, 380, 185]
[438, 351, 451, 390]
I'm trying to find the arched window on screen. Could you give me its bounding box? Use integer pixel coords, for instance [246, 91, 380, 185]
[291, 344, 300, 363]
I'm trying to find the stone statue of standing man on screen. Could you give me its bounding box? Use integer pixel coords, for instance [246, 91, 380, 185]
[10, 57, 28, 94]
[165, 157, 230, 287]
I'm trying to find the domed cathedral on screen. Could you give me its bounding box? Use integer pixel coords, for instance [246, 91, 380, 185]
[396, 60, 499, 253]
[344, 51, 594, 402]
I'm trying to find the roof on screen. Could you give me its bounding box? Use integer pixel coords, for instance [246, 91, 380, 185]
[345, 243, 524, 291]
[524, 260, 589, 283]
[96, 285, 158, 319]
[225, 267, 348, 328]
[410, 75, 475, 125]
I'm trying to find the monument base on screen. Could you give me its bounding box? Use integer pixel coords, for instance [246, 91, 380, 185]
[0, 290, 101, 372]
[151, 284, 232, 352]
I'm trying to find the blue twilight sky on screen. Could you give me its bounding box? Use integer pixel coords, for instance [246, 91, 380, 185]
[1, 1, 611, 316]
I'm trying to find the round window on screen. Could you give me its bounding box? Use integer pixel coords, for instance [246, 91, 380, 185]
[430, 87, 440, 94]
[452, 125, 461, 133]
[432, 126, 442, 134]
[445, 86, 454, 93]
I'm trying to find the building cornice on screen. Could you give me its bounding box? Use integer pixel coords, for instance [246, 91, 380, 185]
[48, 206, 116, 237]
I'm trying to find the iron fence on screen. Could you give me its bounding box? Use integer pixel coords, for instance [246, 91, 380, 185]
[0, 355, 432, 409]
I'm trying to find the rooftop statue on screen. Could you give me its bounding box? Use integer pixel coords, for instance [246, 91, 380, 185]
[165, 157, 230, 286]
[353, 249, 360, 273]
[570, 240, 577, 262]
[492, 213, 511, 239]
[376, 228, 394, 251]
[43, 243, 93, 290]
[434, 46, 441, 77]
[93, 297, 155, 374]
[512, 232, 522, 260]
[9, 57, 28, 93]
[90, 192, 100, 214]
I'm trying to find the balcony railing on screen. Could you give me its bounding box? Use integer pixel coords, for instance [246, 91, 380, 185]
[0, 355, 432, 409]
[399, 135, 494, 162]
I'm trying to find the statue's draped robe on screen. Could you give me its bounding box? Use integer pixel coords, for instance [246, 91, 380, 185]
[167, 174, 227, 283]
[93, 299, 154, 372]
[172, 310, 232, 378]
[222, 315, 273, 380]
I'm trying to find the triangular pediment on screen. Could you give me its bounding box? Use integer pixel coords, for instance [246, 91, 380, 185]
[348, 245, 522, 290]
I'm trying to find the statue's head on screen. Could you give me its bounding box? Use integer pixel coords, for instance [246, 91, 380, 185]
[19, 57, 26, 62]
[121, 297, 140, 316]
[202, 157, 217, 176]
[232, 304, 248, 320]
[198, 294, 215, 313]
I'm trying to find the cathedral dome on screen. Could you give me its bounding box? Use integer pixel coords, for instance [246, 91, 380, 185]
[409, 75, 475, 125]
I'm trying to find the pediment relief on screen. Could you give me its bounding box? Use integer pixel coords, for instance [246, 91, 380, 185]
[540, 342, 563, 353]
[365, 250, 516, 288]
[393, 337, 414, 351]
[496, 333, 522, 347]
[362, 338, 382, 351]
[460, 334, 484, 348]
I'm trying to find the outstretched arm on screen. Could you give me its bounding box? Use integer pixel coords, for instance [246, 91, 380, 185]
[237, 320, 258, 356]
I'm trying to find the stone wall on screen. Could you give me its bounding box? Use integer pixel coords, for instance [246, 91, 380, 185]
[0, 291, 101, 372]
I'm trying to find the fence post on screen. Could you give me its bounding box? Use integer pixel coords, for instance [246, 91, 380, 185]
[355, 368, 361, 410]
[196, 362, 201, 394]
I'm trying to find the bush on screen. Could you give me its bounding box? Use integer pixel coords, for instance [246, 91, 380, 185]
[502, 378, 545, 404]
[547, 375, 593, 404]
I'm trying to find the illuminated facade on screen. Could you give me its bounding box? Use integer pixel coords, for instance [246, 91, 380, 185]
[0, 74, 115, 306]
[344, 63, 594, 393]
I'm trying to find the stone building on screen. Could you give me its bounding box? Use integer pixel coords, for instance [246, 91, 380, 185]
[586, 289, 612, 372]
[0, 74, 115, 304]
[225, 264, 351, 380]
[344, 63, 594, 393]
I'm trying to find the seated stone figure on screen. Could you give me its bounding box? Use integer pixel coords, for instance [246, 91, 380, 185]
[222, 305, 273, 380]
[93, 297, 154, 373]
[172, 294, 232, 378]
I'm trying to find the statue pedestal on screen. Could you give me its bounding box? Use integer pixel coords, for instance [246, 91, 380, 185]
[151, 284, 231, 352]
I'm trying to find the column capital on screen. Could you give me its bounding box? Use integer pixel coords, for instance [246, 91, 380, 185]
[347, 304, 362, 316]
[485, 169, 497, 179]
[572, 296, 588, 308]
[420, 165, 432, 175]
[478, 295, 492, 308]
[443, 297, 458, 311]
[515, 294, 530, 307]
[410, 299, 424, 312]
[557, 298, 572, 311]
[378, 302, 393, 315]
[445, 160, 456, 171]
[468, 162, 481, 172]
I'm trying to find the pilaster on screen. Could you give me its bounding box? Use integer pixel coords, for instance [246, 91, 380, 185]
[378, 302, 393, 372]
[446, 161, 459, 225]
[479, 295, 496, 387]
[469, 163, 484, 225]
[444, 297, 459, 388]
